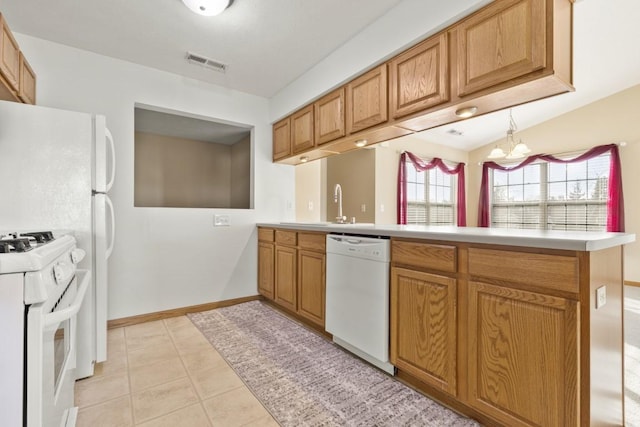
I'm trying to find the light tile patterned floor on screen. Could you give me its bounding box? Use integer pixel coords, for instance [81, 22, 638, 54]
[75, 316, 279, 427]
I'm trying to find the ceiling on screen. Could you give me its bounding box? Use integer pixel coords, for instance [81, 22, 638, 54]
[1, 0, 403, 99]
[3, 0, 640, 152]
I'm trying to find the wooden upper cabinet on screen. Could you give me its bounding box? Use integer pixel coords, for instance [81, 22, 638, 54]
[314, 88, 345, 145]
[272, 117, 291, 161]
[389, 33, 449, 119]
[0, 14, 20, 92]
[456, 0, 546, 97]
[18, 52, 36, 105]
[291, 105, 314, 154]
[346, 64, 388, 134]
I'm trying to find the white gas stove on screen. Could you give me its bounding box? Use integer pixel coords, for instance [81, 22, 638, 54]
[0, 230, 90, 427]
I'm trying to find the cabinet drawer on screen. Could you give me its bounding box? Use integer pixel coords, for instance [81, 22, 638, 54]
[275, 230, 297, 246]
[468, 248, 579, 293]
[298, 232, 325, 252]
[392, 240, 456, 273]
[258, 228, 274, 242]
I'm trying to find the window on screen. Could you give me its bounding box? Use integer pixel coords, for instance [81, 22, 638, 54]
[405, 160, 456, 225]
[491, 153, 609, 231]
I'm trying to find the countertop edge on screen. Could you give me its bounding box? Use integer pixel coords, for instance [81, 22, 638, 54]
[257, 223, 636, 252]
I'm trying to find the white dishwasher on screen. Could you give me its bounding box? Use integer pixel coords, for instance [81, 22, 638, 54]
[325, 234, 394, 375]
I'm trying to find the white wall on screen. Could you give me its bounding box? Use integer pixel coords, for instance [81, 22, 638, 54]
[269, 0, 490, 122]
[16, 34, 296, 320]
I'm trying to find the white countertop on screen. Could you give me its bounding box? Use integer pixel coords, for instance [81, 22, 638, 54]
[258, 223, 636, 252]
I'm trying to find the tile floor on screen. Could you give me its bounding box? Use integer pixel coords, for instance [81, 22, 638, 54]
[74, 315, 279, 427]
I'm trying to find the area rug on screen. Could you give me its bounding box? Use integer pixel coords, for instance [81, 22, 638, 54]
[188, 300, 478, 426]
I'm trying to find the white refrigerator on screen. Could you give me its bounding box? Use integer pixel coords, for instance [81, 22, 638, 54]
[0, 100, 115, 378]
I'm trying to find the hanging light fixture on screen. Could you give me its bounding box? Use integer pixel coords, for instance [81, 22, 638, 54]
[487, 109, 531, 160]
[181, 0, 231, 16]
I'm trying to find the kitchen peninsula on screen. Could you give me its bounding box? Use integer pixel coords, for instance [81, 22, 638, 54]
[257, 223, 635, 426]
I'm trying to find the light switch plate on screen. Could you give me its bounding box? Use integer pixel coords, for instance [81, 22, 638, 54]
[596, 285, 606, 309]
[214, 214, 230, 227]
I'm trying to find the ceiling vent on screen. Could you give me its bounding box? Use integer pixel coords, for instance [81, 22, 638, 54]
[186, 52, 227, 73]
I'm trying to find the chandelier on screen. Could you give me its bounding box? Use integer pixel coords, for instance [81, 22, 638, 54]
[487, 109, 531, 160]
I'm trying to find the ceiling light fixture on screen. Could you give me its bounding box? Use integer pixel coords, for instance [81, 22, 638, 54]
[455, 106, 478, 119]
[299, 156, 309, 163]
[487, 109, 531, 160]
[354, 139, 367, 148]
[181, 0, 231, 16]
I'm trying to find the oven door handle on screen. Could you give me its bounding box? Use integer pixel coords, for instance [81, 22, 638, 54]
[44, 270, 91, 328]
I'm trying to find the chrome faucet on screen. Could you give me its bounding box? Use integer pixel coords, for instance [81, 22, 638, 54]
[334, 184, 347, 223]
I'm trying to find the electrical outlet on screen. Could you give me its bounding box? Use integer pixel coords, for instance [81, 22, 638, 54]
[380, 204, 385, 213]
[361, 204, 366, 213]
[214, 214, 230, 227]
[308, 201, 314, 211]
[596, 285, 606, 309]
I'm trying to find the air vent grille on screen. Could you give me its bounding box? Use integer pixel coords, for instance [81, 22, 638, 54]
[186, 52, 227, 73]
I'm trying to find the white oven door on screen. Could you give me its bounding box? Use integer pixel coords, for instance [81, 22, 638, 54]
[27, 270, 90, 427]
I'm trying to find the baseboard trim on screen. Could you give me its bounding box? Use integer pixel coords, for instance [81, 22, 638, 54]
[625, 280, 640, 288]
[107, 295, 262, 329]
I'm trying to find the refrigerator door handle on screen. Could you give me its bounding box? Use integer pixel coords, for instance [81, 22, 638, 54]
[105, 128, 116, 192]
[105, 194, 115, 259]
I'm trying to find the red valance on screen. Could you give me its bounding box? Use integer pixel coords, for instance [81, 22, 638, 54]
[397, 152, 466, 226]
[477, 144, 624, 232]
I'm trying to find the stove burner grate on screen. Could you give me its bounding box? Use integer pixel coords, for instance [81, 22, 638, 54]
[0, 231, 56, 253]
[20, 231, 55, 243]
[0, 238, 33, 253]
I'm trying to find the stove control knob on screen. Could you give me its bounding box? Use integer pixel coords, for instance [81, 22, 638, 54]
[71, 248, 86, 264]
[53, 263, 72, 285]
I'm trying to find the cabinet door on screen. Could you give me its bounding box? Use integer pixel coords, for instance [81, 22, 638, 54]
[456, 0, 546, 97]
[291, 105, 314, 154]
[346, 64, 388, 133]
[258, 242, 275, 300]
[390, 267, 457, 396]
[275, 245, 297, 312]
[314, 88, 345, 145]
[468, 281, 578, 427]
[18, 52, 36, 105]
[297, 250, 325, 327]
[0, 14, 20, 92]
[272, 118, 291, 161]
[389, 33, 449, 119]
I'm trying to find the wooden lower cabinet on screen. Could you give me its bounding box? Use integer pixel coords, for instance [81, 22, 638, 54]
[257, 242, 275, 299]
[259, 228, 326, 328]
[390, 267, 457, 396]
[275, 245, 297, 312]
[389, 238, 621, 426]
[297, 249, 326, 326]
[467, 281, 579, 427]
